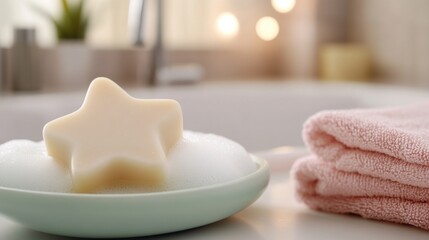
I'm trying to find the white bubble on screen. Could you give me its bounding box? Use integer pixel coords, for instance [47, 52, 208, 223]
[0, 131, 256, 193]
[165, 131, 256, 191]
[0, 140, 72, 192]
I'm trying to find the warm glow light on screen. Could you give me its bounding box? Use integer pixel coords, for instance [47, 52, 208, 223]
[256, 17, 279, 41]
[271, 0, 296, 13]
[216, 12, 239, 38]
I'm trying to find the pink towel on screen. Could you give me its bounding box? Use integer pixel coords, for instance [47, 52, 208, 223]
[293, 102, 429, 230]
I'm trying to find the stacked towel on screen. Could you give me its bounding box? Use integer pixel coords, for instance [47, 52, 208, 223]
[292, 102, 429, 230]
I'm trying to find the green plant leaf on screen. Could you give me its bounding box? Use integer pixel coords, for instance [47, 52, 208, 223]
[61, 0, 72, 21]
[32, 0, 88, 40]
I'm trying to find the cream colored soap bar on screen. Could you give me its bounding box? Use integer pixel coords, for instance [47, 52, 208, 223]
[43, 78, 183, 193]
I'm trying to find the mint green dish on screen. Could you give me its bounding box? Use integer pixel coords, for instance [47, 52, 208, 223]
[0, 156, 269, 238]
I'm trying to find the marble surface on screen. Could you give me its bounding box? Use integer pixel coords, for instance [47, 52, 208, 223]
[0, 155, 428, 240]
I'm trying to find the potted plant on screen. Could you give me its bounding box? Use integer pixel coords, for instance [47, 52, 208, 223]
[34, 0, 91, 90]
[34, 0, 88, 40]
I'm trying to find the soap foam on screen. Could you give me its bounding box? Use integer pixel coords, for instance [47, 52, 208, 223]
[165, 131, 256, 191]
[0, 131, 256, 193]
[0, 140, 72, 192]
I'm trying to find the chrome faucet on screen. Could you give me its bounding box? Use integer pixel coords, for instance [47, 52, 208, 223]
[128, 0, 203, 86]
[128, 0, 164, 86]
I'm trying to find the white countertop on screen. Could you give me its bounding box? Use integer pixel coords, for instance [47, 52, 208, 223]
[0, 155, 428, 240]
[2, 80, 429, 151]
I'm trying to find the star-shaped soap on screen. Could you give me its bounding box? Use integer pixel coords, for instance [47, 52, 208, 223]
[43, 78, 183, 193]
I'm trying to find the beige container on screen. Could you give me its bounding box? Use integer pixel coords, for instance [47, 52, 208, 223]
[319, 43, 372, 81]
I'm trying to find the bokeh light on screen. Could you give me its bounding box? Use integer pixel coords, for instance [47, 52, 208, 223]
[216, 12, 240, 38]
[271, 0, 296, 13]
[256, 17, 279, 41]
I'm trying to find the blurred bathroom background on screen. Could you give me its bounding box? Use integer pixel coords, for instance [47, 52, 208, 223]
[1, 0, 428, 91]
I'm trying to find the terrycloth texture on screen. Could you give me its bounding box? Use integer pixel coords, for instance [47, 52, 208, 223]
[293, 103, 429, 230]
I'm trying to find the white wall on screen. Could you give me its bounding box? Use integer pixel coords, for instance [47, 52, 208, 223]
[0, 0, 267, 49]
[0, 0, 58, 47]
[349, 0, 429, 87]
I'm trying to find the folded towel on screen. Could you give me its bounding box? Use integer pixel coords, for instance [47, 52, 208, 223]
[293, 102, 429, 230]
[294, 156, 429, 229]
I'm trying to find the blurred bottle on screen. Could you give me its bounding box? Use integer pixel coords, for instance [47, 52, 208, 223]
[0, 47, 3, 91]
[0, 47, 12, 93]
[12, 28, 40, 91]
[319, 43, 372, 81]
